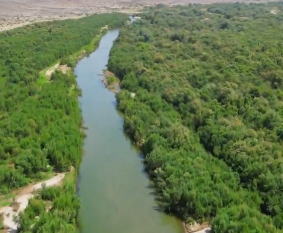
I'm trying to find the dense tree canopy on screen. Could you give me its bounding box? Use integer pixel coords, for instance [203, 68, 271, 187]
[108, 2, 283, 231]
[16, 175, 80, 233]
[0, 13, 127, 194]
[0, 13, 127, 231]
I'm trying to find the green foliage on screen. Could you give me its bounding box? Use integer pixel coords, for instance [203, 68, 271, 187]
[211, 205, 279, 233]
[0, 12, 127, 194]
[0, 200, 11, 207]
[0, 12, 127, 231]
[60, 34, 104, 68]
[109, 2, 283, 230]
[17, 176, 80, 233]
[107, 76, 116, 85]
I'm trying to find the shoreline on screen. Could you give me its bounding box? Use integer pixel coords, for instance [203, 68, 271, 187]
[0, 25, 112, 232]
[183, 222, 211, 233]
[101, 70, 120, 93]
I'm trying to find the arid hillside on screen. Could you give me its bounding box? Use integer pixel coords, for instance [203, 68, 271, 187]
[0, 0, 142, 31]
[0, 0, 279, 31]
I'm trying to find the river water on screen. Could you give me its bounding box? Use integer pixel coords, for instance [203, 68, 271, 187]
[75, 30, 183, 233]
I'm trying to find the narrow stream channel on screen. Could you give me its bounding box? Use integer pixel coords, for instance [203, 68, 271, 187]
[75, 30, 183, 233]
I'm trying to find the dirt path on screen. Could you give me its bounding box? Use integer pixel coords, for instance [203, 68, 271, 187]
[44, 62, 70, 79]
[0, 173, 65, 232]
[193, 228, 211, 233]
[45, 63, 60, 78]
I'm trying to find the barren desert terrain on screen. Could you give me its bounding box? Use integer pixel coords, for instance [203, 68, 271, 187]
[0, 0, 144, 31]
[0, 0, 280, 31]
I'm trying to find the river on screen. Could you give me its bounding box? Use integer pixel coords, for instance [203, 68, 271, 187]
[75, 30, 183, 233]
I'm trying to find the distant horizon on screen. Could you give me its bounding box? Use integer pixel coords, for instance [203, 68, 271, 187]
[0, 0, 281, 32]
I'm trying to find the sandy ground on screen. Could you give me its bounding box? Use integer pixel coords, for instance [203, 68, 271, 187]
[45, 63, 70, 78]
[194, 228, 211, 233]
[0, 173, 65, 232]
[0, 0, 280, 32]
[46, 63, 60, 77]
[0, 0, 143, 32]
[183, 222, 211, 233]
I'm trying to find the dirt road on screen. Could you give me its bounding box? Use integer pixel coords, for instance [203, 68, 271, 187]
[0, 173, 65, 232]
[194, 228, 211, 233]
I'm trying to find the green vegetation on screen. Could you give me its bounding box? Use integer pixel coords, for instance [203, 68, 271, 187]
[104, 70, 120, 92]
[16, 174, 80, 233]
[0, 201, 11, 207]
[108, 2, 283, 232]
[0, 11, 127, 193]
[60, 33, 104, 68]
[0, 193, 14, 207]
[0, 193, 14, 202]
[106, 75, 117, 86]
[0, 13, 127, 231]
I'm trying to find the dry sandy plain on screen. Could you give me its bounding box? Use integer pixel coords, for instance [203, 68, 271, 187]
[0, 0, 279, 31]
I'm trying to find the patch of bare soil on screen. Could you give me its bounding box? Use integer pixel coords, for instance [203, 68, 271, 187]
[58, 64, 71, 74]
[0, 0, 143, 32]
[0, 0, 280, 32]
[102, 70, 120, 93]
[46, 63, 71, 78]
[0, 173, 66, 232]
[183, 222, 211, 233]
[100, 25, 108, 32]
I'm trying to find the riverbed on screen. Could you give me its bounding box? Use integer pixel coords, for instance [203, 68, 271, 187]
[75, 29, 183, 233]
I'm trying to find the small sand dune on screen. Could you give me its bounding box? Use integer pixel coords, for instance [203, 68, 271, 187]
[0, 173, 65, 232]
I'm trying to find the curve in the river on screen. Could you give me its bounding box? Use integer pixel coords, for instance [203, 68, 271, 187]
[75, 30, 183, 233]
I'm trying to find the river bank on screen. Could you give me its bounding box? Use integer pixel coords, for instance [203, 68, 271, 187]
[99, 36, 211, 233]
[0, 16, 209, 233]
[0, 25, 117, 233]
[0, 13, 130, 233]
[101, 70, 120, 93]
[183, 222, 211, 233]
[106, 17, 212, 233]
[76, 29, 184, 233]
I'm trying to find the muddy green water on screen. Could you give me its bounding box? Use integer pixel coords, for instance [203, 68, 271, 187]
[76, 30, 183, 233]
